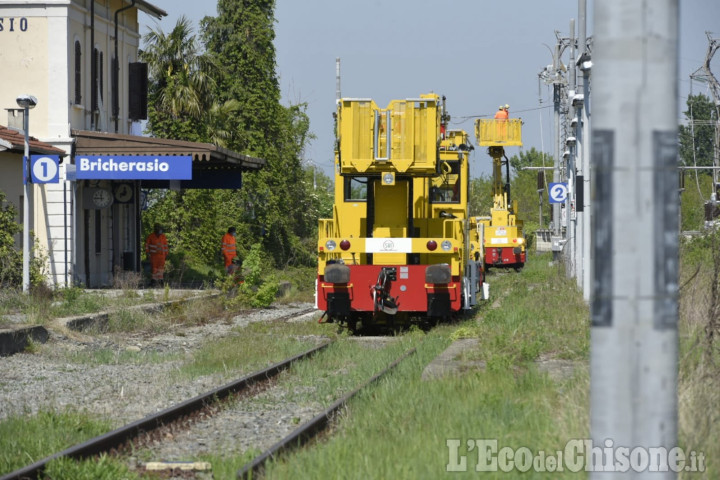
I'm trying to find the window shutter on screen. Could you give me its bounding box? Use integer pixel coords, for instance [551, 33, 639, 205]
[74, 41, 82, 104]
[91, 48, 98, 111]
[128, 62, 148, 120]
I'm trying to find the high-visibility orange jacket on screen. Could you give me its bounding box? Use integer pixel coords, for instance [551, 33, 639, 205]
[145, 232, 168, 259]
[221, 233, 237, 267]
[145, 232, 168, 280]
[494, 109, 508, 120]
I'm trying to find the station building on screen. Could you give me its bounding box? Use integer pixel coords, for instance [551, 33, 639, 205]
[0, 0, 264, 288]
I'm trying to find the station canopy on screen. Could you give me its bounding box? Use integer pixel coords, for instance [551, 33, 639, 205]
[71, 130, 265, 189]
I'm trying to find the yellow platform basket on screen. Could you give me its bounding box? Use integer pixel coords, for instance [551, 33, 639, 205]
[475, 119, 523, 147]
[338, 94, 440, 174]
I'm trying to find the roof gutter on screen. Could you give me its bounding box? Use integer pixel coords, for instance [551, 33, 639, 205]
[113, 0, 136, 133]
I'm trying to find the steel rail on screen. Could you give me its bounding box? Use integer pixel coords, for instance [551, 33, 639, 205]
[270, 307, 318, 323]
[0, 341, 332, 480]
[237, 346, 418, 479]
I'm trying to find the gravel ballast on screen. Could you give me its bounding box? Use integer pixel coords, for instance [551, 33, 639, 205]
[0, 301, 327, 470]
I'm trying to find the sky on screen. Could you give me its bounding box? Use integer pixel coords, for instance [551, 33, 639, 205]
[140, 1, 720, 178]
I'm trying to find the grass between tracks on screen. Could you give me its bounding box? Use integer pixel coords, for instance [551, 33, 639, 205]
[259, 254, 591, 479]
[0, 411, 120, 476]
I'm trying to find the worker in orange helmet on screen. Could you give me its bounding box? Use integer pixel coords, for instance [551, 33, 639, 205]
[221, 227, 239, 274]
[145, 223, 168, 286]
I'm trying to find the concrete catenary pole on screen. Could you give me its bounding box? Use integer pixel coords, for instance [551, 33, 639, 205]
[552, 42, 563, 260]
[573, 12, 585, 290]
[591, 1, 678, 477]
[578, 0, 592, 301]
[565, 18, 576, 279]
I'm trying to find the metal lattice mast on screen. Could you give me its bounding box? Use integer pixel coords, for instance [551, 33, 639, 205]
[690, 33, 720, 187]
[539, 33, 570, 257]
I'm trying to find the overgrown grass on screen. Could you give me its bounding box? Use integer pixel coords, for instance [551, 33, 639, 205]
[67, 348, 182, 366]
[79, 295, 228, 335]
[255, 254, 589, 479]
[44, 455, 143, 480]
[274, 265, 317, 304]
[195, 451, 261, 479]
[0, 284, 214, 327]
[264, 332, 589, 479]
[177, 320, 331, 380]
[240, 315, 330, 337]
[272, 335, 422, 407]
[458, 253, 589, 366]
[0, 410, 113, 476]
[677, 232, 720, 479]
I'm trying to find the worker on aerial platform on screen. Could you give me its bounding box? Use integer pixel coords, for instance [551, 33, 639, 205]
[494, 105, 509, 120]
[493, 104, 510, 140]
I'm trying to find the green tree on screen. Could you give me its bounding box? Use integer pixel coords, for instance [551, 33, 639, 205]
[202, 1, 317, 266]
[468, 174, 493, 218]
[141, 16, 219, 142]
[507, 148, 555, 232]
[139, 3, 318, 277]
[679, 93, 717, 168]
[680, 172, 714, 231]
[202, 0, 280, 154]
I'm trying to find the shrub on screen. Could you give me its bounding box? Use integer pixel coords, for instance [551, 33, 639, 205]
[0, 190, 22, 288]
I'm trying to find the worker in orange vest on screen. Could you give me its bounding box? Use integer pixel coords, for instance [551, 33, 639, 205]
[145, 224, 168, 286]
[494, 105, 509, 120]
[494, 104, 509, 140]
[221, 227, 238, 274]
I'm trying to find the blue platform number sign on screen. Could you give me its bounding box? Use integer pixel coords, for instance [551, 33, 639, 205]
[549, 182, 568, 204]
[31, 155, 60, 184]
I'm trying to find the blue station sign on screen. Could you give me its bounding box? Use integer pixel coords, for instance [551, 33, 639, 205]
[76, 155, 192, 180]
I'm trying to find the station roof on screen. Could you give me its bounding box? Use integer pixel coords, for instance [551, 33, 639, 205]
[71, 130, 265, 171]
[131, 0, 167, 20]
[0, 125, 67, 157]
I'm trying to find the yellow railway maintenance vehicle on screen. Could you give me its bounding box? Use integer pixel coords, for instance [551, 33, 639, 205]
[474, 117, 526, 270]
[316, 94, 488, 329]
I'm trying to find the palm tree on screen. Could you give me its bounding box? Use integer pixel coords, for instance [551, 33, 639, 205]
[140, 16, 218, 133]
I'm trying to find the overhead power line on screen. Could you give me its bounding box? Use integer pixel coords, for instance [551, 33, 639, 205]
[451, 104, 553, 124]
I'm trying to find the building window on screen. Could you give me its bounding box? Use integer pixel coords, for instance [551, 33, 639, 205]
[74, 41, 82, 104]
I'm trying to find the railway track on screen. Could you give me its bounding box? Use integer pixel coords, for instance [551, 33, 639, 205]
[0, 341, 331, 480]
[269, 306, 318, 323]
[1, 305, 414, 480]
[237, 346, 417, 479]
